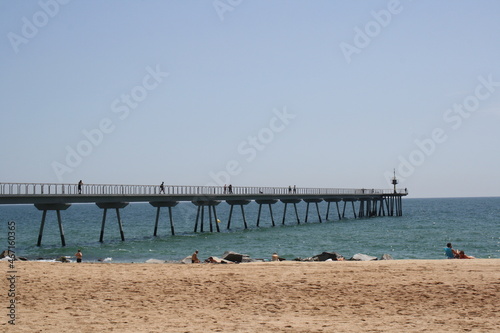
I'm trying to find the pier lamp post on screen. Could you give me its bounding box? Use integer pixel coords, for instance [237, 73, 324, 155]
[392, 169, 398, 193]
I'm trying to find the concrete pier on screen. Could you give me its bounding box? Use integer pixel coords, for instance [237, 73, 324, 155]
[0, 182, 408, 246]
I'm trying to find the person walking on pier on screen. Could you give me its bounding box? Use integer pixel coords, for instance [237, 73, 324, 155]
[159, 182, 165, 194]
[78, 180, 83, 194]
[228, 184, 233, 194]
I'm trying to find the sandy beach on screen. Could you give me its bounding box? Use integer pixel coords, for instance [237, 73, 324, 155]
[2, 259, 499, 332]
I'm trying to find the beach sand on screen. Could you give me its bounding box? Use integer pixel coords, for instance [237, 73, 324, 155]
[2, 259, 499, 332]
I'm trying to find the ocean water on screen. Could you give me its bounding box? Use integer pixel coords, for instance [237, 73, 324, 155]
[1, 197, 499, 262]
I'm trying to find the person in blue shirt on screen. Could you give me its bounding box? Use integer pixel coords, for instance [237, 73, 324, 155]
[444, 243, 458, 259]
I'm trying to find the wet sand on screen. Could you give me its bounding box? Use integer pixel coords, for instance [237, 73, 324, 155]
[2, 259, 499, 332]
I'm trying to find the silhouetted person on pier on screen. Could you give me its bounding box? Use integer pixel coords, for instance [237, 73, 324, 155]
[78, 180, 83, 194]
[228, 184, 233, 194]
[224, 184, 227, 194]
[288, 186, 292, 193]
[293, 185, 296, 193]
[159, 182, 165, 194]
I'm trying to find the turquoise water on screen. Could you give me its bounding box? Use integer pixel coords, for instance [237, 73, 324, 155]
[1, 197, 499, 262]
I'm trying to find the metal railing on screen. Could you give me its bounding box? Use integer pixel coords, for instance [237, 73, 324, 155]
[0, 182, 407, 197]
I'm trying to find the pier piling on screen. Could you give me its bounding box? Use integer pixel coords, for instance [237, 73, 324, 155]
[226, 200, 251, 229]
[96, 202, 129, 242]
[150, 201, 178, 236]
[35, 203, 70, 247]
[192, 200, 221, 232]
[256, 199, 278, 227]
[281, 199, 302, 225]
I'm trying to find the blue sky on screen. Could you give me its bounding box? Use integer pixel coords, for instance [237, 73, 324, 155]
[1, 0, 499, 198]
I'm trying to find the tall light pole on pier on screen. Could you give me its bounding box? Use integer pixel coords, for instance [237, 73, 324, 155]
[391, 169, 398, 193]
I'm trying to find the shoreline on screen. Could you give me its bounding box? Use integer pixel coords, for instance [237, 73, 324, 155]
[2, 259, 499, 332]
[3, 257, 497, 264]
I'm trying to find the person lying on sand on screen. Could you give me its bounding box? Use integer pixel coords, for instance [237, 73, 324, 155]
[458, 250, 475, 259]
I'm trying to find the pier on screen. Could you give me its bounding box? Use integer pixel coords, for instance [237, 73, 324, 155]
[0, 182, 407, 246]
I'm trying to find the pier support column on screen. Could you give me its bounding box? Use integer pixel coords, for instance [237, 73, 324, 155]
[324, 198, 342, 221]
[212, 205, 221, 232]
[304, 198, 323, 223]
[192, 200, 221, 232]
[96, 202, 129, 242]
[35, 203, 71, 247]
[342, 198, 358, 219]
[379, 197, 386, 216]
[383, 195, 404, 216]
[255, 199, 279, 227]
[226, 200, 251, 229]
[351, 200, 358, 218]
[150, 201, 179, 236]
[358, 200, 365, 218]
[280, 199, 302, 225]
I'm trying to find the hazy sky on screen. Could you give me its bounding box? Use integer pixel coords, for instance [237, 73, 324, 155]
[1, 0, 499, 198]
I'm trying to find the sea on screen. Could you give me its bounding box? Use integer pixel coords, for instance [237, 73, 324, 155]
[1, 197, 499, 263]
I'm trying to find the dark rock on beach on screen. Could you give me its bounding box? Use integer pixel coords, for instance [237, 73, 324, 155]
[294, 251, 345, 262]
[222, 251, 252, 263]
[313, 251, 344, 261]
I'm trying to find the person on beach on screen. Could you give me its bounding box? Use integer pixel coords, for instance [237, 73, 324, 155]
[192, 250, 200, 263]
[75, 249, 83, 263]
[78, 180, 83, 194]
[445, 243, 459, 259]
[272, 253, 279, 261]
[458, 250, 475, 259]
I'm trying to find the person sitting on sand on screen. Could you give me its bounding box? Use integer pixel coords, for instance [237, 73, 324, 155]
[444, 243, 459, 259]
[191, 250, 200, 263]
[458, 250, 475, 259]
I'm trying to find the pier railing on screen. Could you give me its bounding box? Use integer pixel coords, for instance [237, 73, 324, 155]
[0, 182, 407, 197]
